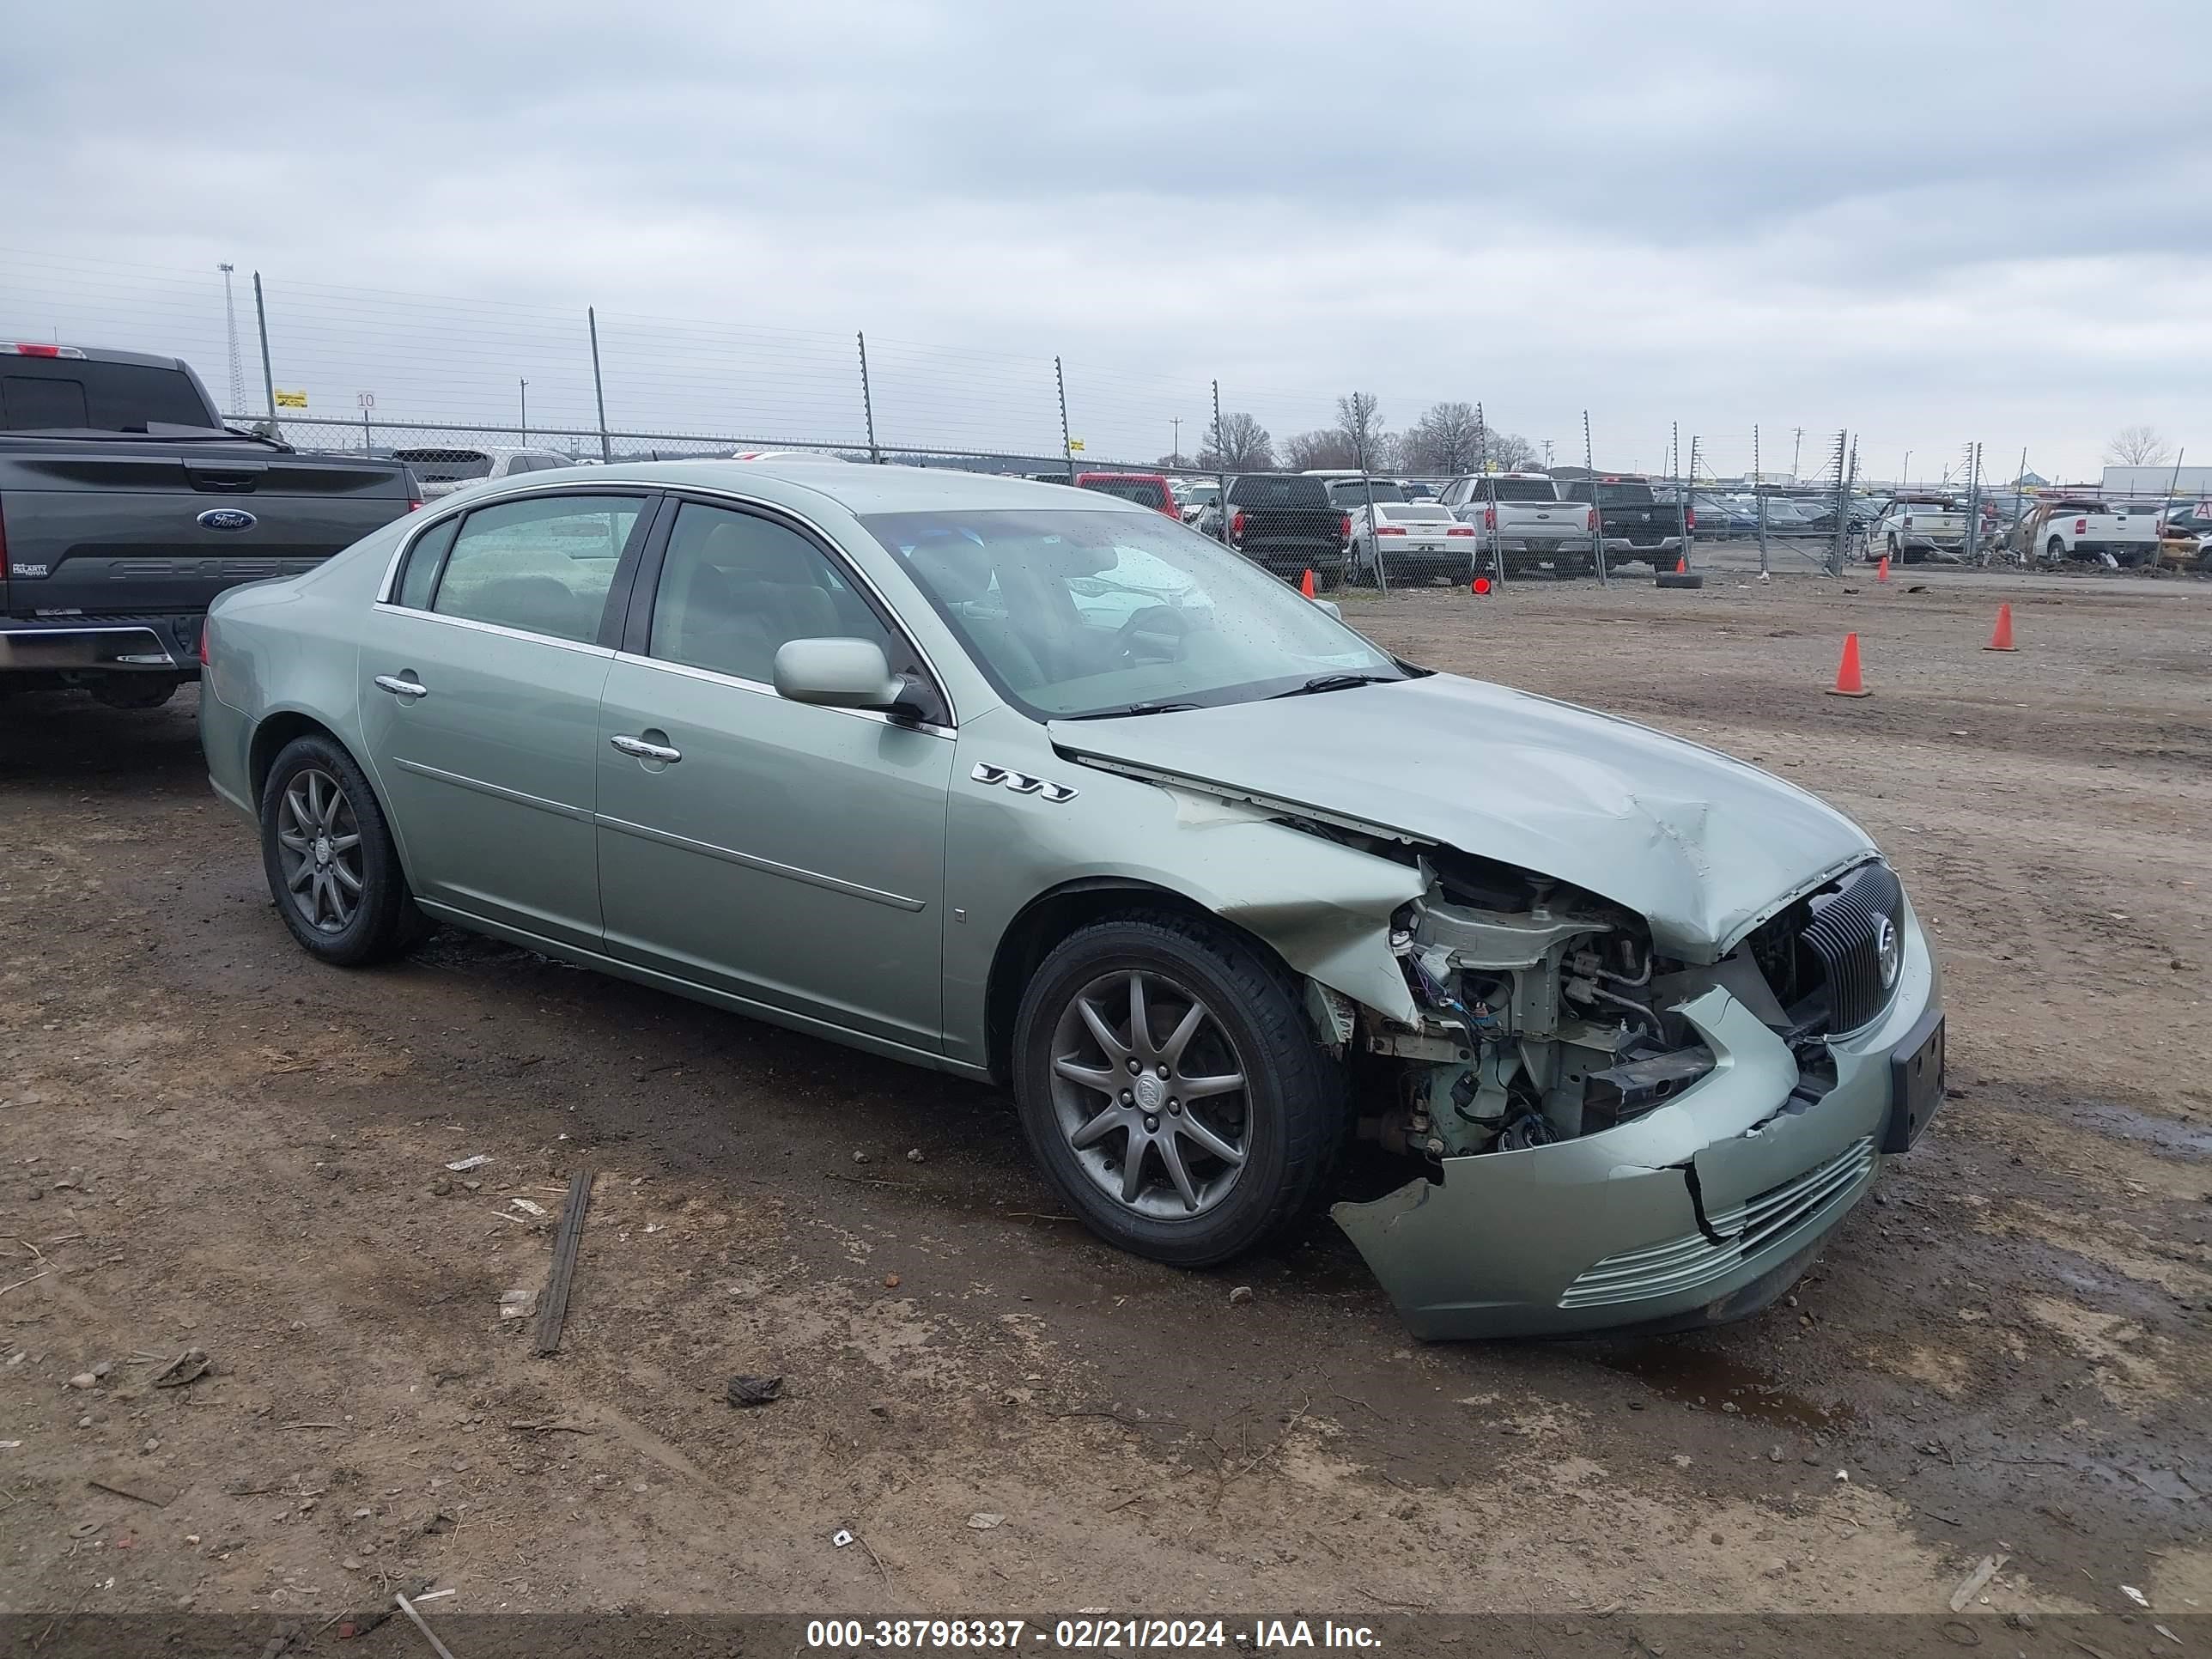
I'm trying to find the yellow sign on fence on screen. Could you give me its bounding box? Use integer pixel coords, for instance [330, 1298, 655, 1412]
[274, 389, 308, 409]
[1066, 438, 1085, 453]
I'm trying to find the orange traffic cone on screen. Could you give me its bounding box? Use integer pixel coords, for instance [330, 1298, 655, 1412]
[1299, 568, 1316, 599]
[1827, 633, 1872, 697]
[1984, 603, 2017, 652]
[1674, 554, 1687, 574]
[1876, 555, 1891, 582]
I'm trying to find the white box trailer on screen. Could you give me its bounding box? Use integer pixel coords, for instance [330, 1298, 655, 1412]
[2101, 465, 2212, 496]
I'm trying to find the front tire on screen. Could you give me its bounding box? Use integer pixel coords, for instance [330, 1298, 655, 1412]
[259, 733, 425, 966]
[1012, 913, 1343, 1267]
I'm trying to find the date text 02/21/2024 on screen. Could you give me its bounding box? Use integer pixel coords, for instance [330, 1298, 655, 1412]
[804, 1620, 1383, 1650]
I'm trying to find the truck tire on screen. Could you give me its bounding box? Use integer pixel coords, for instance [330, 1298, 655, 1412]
[1655, 571, 1705, 590]
[2047, 536, 2067, 562]
[1011, 912, 1345, 1267]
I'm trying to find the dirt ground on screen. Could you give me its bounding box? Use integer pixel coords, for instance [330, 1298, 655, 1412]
[2, 566, 2208, 1638]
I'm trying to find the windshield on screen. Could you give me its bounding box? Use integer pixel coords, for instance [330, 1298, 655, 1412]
[1183, 483, 1218, 505]
[1379, 501, 1455, 521]
[860, 507, 1406, 720]
[1326, 478, 1406, 507]
[1492, 479, 1558, 503]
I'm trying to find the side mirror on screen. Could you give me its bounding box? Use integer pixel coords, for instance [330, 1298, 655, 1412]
[1311, 599, 1342, 621]
[772, 637, 902, 709]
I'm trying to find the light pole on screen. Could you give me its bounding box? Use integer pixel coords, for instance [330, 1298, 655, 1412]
[1902, 451, 1912, 488]
[1170, 417, 1182, 467]
[217, 263, 246, 417]
[520, 378, 529, 445]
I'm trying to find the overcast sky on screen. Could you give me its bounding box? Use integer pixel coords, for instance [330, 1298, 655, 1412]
[5, 0, 2208, 482]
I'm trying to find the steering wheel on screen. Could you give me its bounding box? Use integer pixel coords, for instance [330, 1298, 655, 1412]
[1111, 604, 1192, 663]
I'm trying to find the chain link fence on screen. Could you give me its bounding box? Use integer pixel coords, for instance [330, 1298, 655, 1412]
[5, 246, 2122, 588]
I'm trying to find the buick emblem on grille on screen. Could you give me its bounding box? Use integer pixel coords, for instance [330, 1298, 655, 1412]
[1875, 915, 1900, 989]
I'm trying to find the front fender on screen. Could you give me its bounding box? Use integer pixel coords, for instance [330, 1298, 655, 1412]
[945, 709, 1421, 1068]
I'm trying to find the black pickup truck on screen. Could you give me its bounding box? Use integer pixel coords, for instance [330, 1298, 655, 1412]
[1208, 472, 1350, 588]
[1555, 474, 1686, 570]
[1, 343, 418, 708]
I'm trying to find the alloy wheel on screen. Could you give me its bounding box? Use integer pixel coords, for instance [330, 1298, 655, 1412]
[1048, 969, 1250, 1220]
[276, 767, 364, 934]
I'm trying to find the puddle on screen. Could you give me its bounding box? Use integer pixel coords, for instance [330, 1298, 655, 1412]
[1579, 1340, 1853, 1431]
[2063, 1100, 2212, 1161]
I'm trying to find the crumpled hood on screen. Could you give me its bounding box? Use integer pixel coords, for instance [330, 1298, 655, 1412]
[1049, 673, 1877, 959]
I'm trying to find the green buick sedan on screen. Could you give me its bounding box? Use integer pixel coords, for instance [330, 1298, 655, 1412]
[200, 461, 1943, 1338]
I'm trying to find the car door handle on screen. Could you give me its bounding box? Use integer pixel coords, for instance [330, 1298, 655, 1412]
[374, 674, 429, 699]
[610, 733, 682, 763]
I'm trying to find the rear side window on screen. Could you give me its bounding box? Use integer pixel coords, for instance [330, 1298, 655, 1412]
[393, 518, 460, 610]
[0, 358, 216, 431]
[430, 494, 644, 643]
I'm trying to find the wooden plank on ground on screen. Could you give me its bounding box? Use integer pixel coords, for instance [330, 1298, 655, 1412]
[535, 1169, 594, 1357]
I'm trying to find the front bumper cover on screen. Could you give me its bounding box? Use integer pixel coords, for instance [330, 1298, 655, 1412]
[1334, 907, 1941, 1339]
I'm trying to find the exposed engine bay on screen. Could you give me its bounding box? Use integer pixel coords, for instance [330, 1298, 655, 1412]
[1339, 844, 1868, 1165]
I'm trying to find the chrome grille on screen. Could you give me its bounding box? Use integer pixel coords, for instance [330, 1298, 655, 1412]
[1801, 861, 1905, 1033]
[1558, 1137, 1876, 1310]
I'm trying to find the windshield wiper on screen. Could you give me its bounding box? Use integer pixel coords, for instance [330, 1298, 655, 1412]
[1269, 673, 1401, 699]
[1060, 701, 1203, 721]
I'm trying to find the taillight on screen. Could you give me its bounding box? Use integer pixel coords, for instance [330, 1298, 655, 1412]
[1339, 513, 1352, 544]
[1230, 509, 1245, 541]
[1483, 505, 1497, 532]
[407, 498, 424, 513]
[1586, 507, 1599, 532]
[1685, 507, 1697, 531]
[1376, 525, 1406, 536]
[2075, 518, 2087, 535]
[197, 620, 210, 667]
[1, 342, 86, 359]
[1445, 526, 1474, 538]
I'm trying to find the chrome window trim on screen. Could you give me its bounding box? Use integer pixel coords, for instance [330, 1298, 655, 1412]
[368, 603, 616, 659]
[607, 649, 955, 741]
[375, 483, 655, 605]
[376, 478, 966, 729]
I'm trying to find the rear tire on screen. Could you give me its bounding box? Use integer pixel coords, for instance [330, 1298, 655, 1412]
[258, 733, 427, 967]
[1655, 570, 1705, 590]
[2047, 536, 2067, 562]
[1012, 913, 1344, 1267]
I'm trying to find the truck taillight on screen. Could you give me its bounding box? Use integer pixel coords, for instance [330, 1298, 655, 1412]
[1229, 509, 1245, 542]
[1339, 513, 1352, 544]
[1685, 507, 1697, 531]
[2075, 518, 2087, 535]
[1483, 505, 1497, 532]
[1586, 507, 1598, 532]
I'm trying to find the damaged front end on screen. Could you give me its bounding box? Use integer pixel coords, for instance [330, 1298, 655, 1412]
[1330, 848, 1943, 1340]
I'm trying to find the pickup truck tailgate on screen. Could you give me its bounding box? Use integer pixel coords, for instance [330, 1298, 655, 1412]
[0, 446, 412, 616]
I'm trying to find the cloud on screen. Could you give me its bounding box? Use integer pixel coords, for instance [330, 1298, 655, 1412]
[3, 0, 2207, 479]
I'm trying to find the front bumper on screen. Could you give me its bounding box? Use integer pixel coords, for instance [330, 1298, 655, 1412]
[1334, 906, 1942, 1339]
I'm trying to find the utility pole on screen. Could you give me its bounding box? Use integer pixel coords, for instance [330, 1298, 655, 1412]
[1170, 417, 1182, 467]
[1755, 422, 1769, 576]
[1790, 426, 1804, 482]
[1541, 438, 1554, 469]
[217, 264, 246, 417]
[1902, 450, 1912, 489]
[1584, 409, 1607, 587]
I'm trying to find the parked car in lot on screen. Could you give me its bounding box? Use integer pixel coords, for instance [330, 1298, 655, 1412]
[2012, 497, 2161, 566]
[1557, 475, 1684, 568]
[200, 460, 1943, 1339]
[1178, 481, 1218, 526]
[1074, 471, 1179, 518]
[1437, 472, 1596, 575]
[1866, 495, 1969, 562]
[394, 444, 582, 499]
[1211, 472, 1350, 587]
[1347, 497, 1477, 584]
[0, 342, 418, 709]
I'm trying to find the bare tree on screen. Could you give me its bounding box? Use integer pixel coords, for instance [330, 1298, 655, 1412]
[1334, 392, 1395, 470]
[1487, 428, 1540, 471]
[2106, 424, 2174, 467]
[1281, 428, 1358, 471]
[1200, 411, 1274, 471]
[1401, 401, 1484, 474]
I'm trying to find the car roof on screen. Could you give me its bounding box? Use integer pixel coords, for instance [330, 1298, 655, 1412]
[469, 459, 1160, 518]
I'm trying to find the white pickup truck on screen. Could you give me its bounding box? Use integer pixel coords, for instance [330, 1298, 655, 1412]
[2020, 498, 2162, 567]
[1865, 495, 1969, 562]
[1437, 471, 1598, 575]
